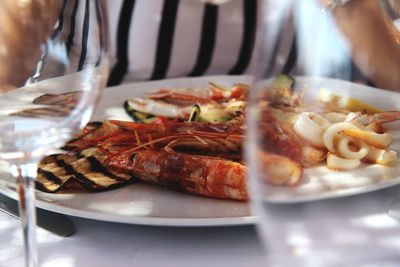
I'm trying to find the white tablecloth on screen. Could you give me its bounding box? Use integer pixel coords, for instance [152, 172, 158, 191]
[0, 213, 266, 267]
[6, 185, 400, 266]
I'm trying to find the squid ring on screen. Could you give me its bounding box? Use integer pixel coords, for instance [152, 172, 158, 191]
[337, 136, 369, 160]
[327, 153, 361, 170]
[364, 148, 397, 165]
[322, 122, 360, 153]
[294, 112, 330, 148]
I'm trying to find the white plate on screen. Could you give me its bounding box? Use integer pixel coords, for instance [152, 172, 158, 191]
[1, 75, 400, 225]
[0, 75, 255, 227]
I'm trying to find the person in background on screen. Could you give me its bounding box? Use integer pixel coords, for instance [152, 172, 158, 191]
[0, 0, 399, 92]
[323, 0, 400, 91]
[104, 0, 400, 91]
[0, 1, 62, 90]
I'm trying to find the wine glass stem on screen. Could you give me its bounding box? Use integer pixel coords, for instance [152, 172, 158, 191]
[14, 163, 38, 267]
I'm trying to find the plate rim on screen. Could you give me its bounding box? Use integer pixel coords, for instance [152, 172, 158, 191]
[0, 184, 256, 227]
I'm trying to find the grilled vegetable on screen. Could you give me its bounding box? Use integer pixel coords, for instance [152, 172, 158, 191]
[124, 98, 192, 120]
[124, 100, 157, 123]
[198, 104, 233, 123]
[36, 151, 135, 192]
[271, 74, 295, 90]
[188, 104, 201, 122]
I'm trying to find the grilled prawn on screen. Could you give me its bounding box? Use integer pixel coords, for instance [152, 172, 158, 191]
[64, 120, 244, 162]
[107, 149, 302, 201]
[109, 149, 248, 200]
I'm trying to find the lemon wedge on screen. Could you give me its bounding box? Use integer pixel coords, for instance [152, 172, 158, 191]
[318, 88, 382, 114]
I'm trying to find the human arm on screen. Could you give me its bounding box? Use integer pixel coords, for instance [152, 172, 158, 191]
[0, 0, 62, 90]
[323, 0, 400, 91]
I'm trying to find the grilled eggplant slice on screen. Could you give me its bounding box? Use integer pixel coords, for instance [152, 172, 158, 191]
[36, 122, 136, 192]
[123, 100, 157, 123]
[36, 150, 135, 193]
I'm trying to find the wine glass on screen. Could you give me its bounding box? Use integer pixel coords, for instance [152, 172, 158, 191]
[248, 0, 400, 266]
[0, 1, 108, 266]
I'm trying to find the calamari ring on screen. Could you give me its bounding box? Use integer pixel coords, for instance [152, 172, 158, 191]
[364, 148, 397, 165]
[294, 112, 330, 148]
[322, 122, 360, 153]
[337, 136, 369, 160]
[327, 153, 361, 170]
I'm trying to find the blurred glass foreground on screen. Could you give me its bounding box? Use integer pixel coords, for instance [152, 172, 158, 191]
[248, 0, 400, 266]
[0, 1, 108, 266]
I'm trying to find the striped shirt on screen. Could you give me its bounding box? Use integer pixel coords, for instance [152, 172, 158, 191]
[48, 0, 370, 87]
[106, 0, 259, 85]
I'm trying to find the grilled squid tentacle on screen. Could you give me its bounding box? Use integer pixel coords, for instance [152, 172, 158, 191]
[342, 129, 392, 149]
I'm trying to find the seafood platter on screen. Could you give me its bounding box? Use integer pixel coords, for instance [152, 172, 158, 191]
[2, 75, 400, 225]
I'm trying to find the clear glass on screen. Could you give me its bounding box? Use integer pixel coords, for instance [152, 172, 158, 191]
[0, 1, 108, 266]
[248, 0, 400, 266]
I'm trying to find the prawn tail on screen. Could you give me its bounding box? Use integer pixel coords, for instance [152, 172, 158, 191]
[258, 151, 303, 186]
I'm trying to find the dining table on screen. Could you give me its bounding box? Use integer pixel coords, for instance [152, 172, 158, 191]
[3, 182, 400, 267]
[0, 208, 266, 267]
